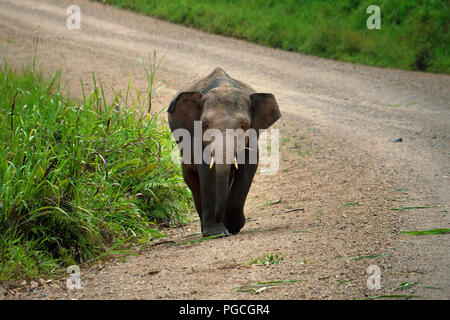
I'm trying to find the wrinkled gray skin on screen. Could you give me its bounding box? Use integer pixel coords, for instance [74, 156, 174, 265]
[168, 68, 281, 237]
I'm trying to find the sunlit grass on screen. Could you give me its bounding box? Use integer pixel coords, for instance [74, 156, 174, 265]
[0, 60, 193, 280]
[100, 0, 449, 73]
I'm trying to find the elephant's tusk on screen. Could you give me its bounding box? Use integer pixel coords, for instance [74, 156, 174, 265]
[233, 155, 238, 169]
[210, 156, 215, 169]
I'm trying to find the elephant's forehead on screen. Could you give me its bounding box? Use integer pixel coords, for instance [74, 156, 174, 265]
[202, 104, 250, 126]
[204, 88, 249, 108]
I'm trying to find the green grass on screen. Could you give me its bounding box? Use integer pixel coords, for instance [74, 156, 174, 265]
[342, 202, 361, 207]
[390, 205, 438, 211]
[99, 0, 449, 73]
[392, 281, 442, 291]
[233, 279, 303, 294]
[172, 234, 225, 246]
[0, 61, 193, 280]
[248, 253, 284, 265]
[401, 228, 450, 236]
[292, 230, 310, 233]
[364, 294, 422, 300]
[345, 254, 391, 261]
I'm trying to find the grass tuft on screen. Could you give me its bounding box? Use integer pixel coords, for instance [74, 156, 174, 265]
[233, 279, 303, 294]
[0, 60, 193, 280]
[248, 253, 284, 266]
[364, 294, 422, 300]
[401, 228, 450, 236]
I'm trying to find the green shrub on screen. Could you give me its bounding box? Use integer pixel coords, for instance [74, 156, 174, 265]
[100, 0, 449, 73]
[0, 62, 193, 280]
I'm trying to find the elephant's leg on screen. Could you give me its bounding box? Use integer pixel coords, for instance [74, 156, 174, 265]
[197, 165, 229, 237]
[182, 166, 202, 220]
[225, 163, 258, 234]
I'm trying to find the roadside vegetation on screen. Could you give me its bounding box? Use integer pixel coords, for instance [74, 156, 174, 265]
[100, 0, 449, 73]
[0, 61, 192, 280]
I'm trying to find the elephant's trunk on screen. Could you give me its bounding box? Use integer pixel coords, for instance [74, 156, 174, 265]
[214, 163, 231, 224]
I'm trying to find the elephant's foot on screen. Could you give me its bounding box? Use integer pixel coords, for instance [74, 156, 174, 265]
[202, 222, 230, 238]
[224, 212, 245, 235]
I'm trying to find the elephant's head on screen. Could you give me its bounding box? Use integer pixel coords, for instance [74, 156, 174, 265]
[168, 83, 280, 233]
[168, 85, 281, 162]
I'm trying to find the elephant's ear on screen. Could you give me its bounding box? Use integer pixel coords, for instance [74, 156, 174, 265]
[167, 91, 203, 133]
[250, 93, 281, 130]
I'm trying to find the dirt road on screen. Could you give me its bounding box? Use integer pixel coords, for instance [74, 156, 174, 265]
[1, 0, 448, 299]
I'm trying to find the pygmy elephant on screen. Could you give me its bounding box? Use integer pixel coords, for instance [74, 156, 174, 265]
[167, 67, 281, 237]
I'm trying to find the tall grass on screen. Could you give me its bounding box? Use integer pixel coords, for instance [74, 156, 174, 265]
[100, 0, 449, 73]
[0, 61, 192, 280]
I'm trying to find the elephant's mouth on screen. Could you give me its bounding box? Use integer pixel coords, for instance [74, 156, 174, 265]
[208, 154, 239, 170]
[208, 154, 238, 192]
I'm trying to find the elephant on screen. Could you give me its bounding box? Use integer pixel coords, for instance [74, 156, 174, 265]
[167, 67, 281, 237]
